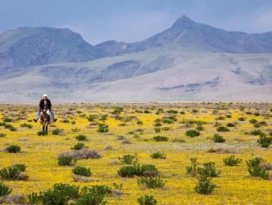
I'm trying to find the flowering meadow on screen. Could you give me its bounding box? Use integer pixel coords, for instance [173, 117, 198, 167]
[0, 103, 271, 204]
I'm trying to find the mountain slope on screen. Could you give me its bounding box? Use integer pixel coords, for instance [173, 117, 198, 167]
[0, 50, 271, 102]
[0, 16, 271, 102]
[0, 27, 102, 69]
[95, 15, 272, 55]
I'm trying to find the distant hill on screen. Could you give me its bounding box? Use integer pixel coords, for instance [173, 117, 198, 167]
[0, 16, 271, 102]
[0, 27, 103, 69]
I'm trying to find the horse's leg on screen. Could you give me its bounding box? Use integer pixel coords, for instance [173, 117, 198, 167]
[46, 123, 48, 133]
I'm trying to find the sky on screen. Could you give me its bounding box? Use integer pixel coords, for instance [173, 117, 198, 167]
[1, 0, 272, 45]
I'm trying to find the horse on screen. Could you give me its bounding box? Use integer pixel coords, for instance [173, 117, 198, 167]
[40, 109, 50, 133]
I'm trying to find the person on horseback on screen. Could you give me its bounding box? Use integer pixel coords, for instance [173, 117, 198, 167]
[34, 94, 56, 122]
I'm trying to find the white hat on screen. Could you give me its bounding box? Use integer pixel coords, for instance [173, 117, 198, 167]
[43, 94, 48, 97]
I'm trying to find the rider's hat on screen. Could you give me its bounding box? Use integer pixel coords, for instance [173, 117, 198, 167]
[43, 94, 48, 97]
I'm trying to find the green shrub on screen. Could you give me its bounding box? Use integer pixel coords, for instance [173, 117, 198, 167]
[27, 184, 110, 205]
[52, 128, 63, 135]
[0, 166, 21, 180]
[197, 162, 221, 177]
[119, 154, 138, 164]
[97, 124, 109, 133]
[37, 131, 48, 136]
[62, 119, 70, 123]
[58, 156, 77, 166]
[196, 124, 204, 131]
[118, 164, 159, 177]
[137, 120, 143, 125]
[212, 134, 225, 143]
[3, 118, 12, 122]
[81, 185, 111, 197]
[72, 128, 81, 133]
[72, 143, 85, 150]
[0, 133, 6, 138]
[194, 175, 215, 195]
[34, 183, 80, 205]
[161, 116, 176, 124]
[150, 151, 166, 159]
[250, 129, 264, 136]
[137, 177, 166, 189]
[137, 195, 157, 205]
[4, 124, 17, 131]
[20, 123, 33, 128]
[99, 114, 108, 121]
[6, 145, 21, 153]
[0, 182, 12, 197]
[186, 129, 200, 138]
[227, 122, 235, 127]
[75, 134, 87, 141]
[74, 192, 106, 205]
[73, 166, 91, 177]
[12, 164, 26, 172]
[238, 117, 246, 121]
[153, 135, 168, 142]
[53, 183, 80, 198]
[74, 185, 111, 205]
[87, 114, 98, 122]
[223, 155, 242, 166]
[154, 127, 161, 133]
[257, 134, 272, 148]
[186, 158, 199, 177]
[167, 109, 178, 114]
[216, 126, 229, 132]
[249, 119, 258, 124]
[111, 107, 123, 115]
[246, 157, 269, 179]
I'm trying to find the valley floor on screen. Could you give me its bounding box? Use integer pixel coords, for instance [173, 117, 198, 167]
[0, 103, 271, 204]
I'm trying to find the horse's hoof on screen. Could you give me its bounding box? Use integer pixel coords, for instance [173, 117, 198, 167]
[33, 119, 37, 122]
[54, 119, 57, 122]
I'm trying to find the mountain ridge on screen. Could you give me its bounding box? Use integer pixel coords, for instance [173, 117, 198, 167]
[0, 16, 271, 102]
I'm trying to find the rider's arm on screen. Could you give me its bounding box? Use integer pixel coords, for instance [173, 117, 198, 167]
[48, 100, 52, 110]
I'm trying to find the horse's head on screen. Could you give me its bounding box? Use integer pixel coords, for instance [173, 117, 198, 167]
[41, 109, 47, 116]
[41, 109, 50, 123]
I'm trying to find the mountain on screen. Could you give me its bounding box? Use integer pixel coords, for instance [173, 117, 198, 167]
[1, 16, 272, 69]
[0, 27, 103, 69]
[0, 16, 271, 102]
[96, 15, 272, 54]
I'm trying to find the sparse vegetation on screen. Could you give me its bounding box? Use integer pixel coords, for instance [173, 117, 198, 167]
[6, 145, 21, 153]
[118, 164, 159, 177]
[72, 166, 91, 177]
[119, 154, 138, 164]
[137, 177, 166, 189]
[223, 155, 242, 166]
[150, 151, 166, 159]
[153, 135, 168, 142]
[0, 103, 271, 204]
[186, 129, 200, 137]
[138, 195, 157, 205]
[246, 157, 269, 180]
[58, 155, 77, 166]
[212, 133, 226, 143]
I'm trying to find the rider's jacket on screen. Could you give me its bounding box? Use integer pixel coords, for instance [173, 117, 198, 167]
[39, 99, 52, 111]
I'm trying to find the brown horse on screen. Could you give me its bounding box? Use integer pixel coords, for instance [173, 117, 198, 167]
[40, 109, 50, 133]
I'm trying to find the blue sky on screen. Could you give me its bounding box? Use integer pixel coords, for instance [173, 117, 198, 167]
[1, 0, 272, 44]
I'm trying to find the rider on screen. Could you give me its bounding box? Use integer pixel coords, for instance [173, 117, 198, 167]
[35, 94, 56, 122]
